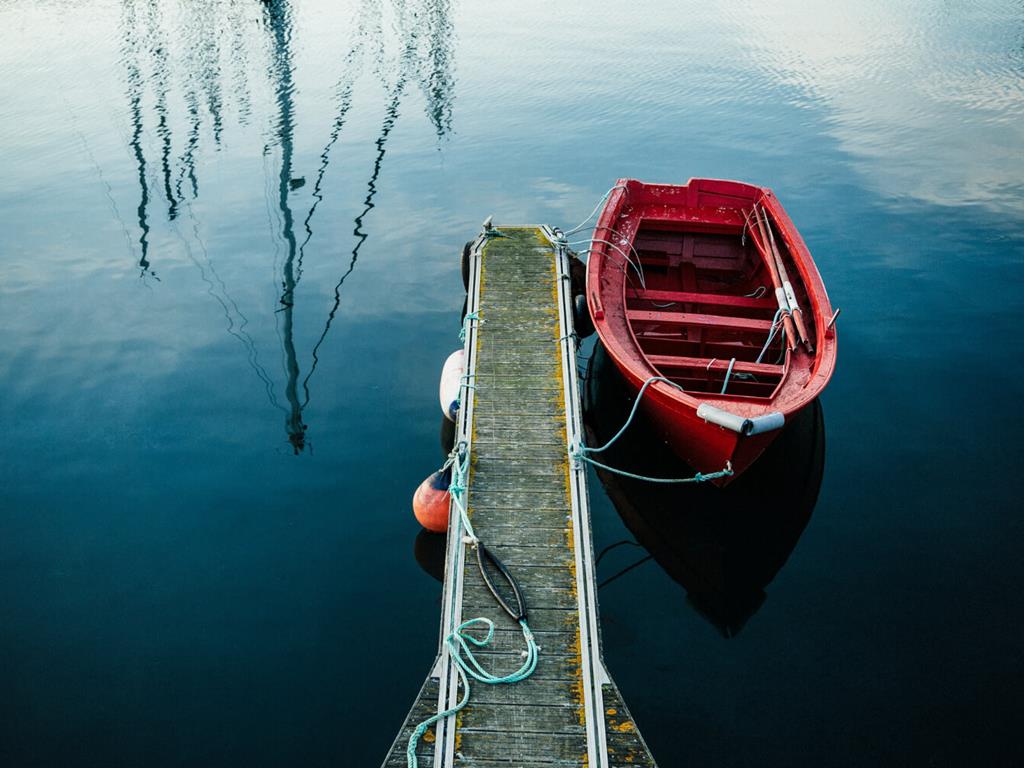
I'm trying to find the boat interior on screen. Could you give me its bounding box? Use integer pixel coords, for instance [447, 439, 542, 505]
[625, 220, 815, 399]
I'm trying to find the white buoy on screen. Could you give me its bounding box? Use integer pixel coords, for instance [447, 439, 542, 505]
[439, 349, 465, 422]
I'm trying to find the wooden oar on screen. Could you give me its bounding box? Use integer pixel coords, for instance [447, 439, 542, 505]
[748, 206, 797, 352]
[761, 205, 814, 353]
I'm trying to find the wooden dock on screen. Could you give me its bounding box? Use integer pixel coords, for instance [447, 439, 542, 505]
[382, 226, 658, 767]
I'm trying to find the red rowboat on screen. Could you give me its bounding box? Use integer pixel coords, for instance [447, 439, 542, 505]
[585, 178, 837, 484]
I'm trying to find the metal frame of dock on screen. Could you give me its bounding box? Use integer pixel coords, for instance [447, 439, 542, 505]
[382, 226, 658, 767]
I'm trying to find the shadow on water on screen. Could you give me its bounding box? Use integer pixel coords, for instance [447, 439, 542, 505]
[583, 343, 826, 637]
[117, 0, 456, 453]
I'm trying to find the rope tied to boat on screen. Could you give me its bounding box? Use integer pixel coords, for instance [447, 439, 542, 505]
[719, 358, 737, 395]
[756, 308, 786, 364]
[571, 238, 647, 290]
[563, 183, 627, 236]
[570, 376, 734, 484]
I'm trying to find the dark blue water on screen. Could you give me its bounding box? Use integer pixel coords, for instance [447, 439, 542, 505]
[1, 1, 1022, 765]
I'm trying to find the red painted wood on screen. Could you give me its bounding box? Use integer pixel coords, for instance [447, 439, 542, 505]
[646, 355, 783, 377]
[628, 288, 774, 310]
[636, 336, 782, 363]
[626, 309, 773, 334]
[586, 177, 838, 483]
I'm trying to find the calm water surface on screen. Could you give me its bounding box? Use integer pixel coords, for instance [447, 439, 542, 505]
[1, 1, 1022, 765]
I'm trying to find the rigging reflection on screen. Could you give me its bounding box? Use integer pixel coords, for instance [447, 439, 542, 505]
[145, 1, 177, 221]
[415, 0, 455, 140]
[583, 343, 826, 637]
[298, 0, 456, 403]
[262, 0, 308, 453]
[119, 0, 457, 452]
[121, 1, 153, 279]
[301, 73, 407, 406]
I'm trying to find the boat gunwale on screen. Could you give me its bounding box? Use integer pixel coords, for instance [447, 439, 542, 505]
[589, 177, 837, 418]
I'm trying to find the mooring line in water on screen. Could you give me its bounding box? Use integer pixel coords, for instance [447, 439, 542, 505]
[563, 183, 627, 236]
[570, 375, 734, 484]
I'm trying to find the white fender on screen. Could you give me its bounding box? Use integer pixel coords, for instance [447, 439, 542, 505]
[439, 349, 465, 422]
[696, 404, 785, 436]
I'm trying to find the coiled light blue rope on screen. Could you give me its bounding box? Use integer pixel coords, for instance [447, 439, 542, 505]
[406, 616, 538, 768]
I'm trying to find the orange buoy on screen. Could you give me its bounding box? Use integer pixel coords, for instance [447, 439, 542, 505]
[412, 468, 451, 532]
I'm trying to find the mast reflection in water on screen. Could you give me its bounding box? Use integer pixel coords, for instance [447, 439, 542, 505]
[117, 0, 455, 453]
[584, 343, 826, 637]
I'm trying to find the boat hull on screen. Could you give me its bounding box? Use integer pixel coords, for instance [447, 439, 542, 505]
[585, 177, 837, 484]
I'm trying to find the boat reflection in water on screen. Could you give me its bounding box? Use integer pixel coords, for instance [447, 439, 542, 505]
[584, 342, 825, 637]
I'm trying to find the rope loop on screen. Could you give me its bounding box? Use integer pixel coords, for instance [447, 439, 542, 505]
[406, 615, 538, 768]
[572, 376, 734, 484]
[459, 311, 481, 342]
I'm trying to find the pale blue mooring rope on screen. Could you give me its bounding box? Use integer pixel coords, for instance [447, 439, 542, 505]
[563, 183, 627, 236]
[406, 615, 538, 768]
[458, 311, 480, 343]
[571, 376, 734, 484]
[756, 308, 786, 364]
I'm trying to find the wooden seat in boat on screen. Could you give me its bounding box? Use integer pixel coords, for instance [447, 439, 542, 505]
[626, 309, 774, 334]
[627, 289, 774, 311]
[645, 355, 783, 376]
